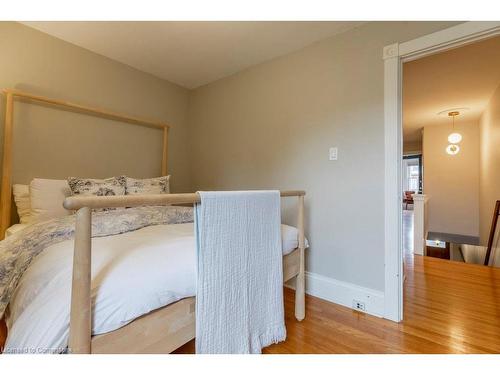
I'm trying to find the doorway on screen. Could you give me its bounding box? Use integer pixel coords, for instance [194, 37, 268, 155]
[383, 22, 500, 322]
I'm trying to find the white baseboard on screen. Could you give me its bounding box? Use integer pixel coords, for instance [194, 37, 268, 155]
[286, 272, 385, 318]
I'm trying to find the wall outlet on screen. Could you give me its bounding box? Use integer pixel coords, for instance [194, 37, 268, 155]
[352, 300, 366, 312]
[329, 147, 338, 161]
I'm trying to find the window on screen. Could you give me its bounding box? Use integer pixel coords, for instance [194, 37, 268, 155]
[408, 165, 419, 192]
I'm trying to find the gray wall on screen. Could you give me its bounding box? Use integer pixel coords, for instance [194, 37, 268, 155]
[403, 140, 422, 155]
[479, 84, 500, 245]
[0, 22, 192, 192]
[1, 21, 462, 293]
[423, 121, 480, 237]
[188, 22, 459, 291]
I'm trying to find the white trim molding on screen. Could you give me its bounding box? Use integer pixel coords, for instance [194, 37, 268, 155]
[383, 43, 399, 60]
[383, 42, 402, 322]
[399, 22, 500, 61]
[413, 194, 429, 256]
[287, 272, 385, 318]
[383, 21, 500, 322]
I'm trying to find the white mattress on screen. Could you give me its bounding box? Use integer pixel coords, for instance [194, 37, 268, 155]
[4, 222, 307, 353]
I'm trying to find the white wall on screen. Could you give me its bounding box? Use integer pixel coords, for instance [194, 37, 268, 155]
[422, 121, 480, 237]
[187, 22, 459, 294]
[403, 141, 422, 155]
[479, 84, 500, 245]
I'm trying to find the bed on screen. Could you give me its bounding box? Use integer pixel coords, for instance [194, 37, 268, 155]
[4, 213, 306, 353]
[0, 89, 307, 354]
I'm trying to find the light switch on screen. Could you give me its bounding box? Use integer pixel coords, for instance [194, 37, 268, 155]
[329, 147, 338, 161]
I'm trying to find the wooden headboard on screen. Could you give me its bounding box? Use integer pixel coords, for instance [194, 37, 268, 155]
[0, 88, 171, 239]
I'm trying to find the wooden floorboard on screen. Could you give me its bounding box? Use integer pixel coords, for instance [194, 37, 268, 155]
[175, 254, 500, 354]
[2, 253, 500, 353]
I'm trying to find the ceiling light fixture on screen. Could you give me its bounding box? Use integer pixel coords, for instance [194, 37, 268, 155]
[437, 107, 470, 117]
[448, 132, 462, 143]
[446, 144, 460, 155]
[446, 111, 462, 155]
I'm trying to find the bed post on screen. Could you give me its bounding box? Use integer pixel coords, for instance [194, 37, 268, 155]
[68, 207, 92, 354]
[0, 91, 14, 240]
[295, 194, 306, 321]
[161, 127, 169, 176]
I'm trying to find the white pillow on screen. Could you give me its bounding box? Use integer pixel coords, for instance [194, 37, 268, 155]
[13, 184, 32, 224]
[30, 178, 72, 222]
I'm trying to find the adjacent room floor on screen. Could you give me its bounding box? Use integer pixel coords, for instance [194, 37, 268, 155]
[403, 209, 414, 255]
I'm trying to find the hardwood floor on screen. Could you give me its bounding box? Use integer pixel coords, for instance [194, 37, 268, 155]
[2, 253, 500, 353]
[0, 318, 5, 352]
[175, 254, 500, 354]
[403, 209, 414, 255]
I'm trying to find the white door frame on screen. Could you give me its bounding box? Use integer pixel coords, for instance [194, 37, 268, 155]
[383, 21, 500, 322]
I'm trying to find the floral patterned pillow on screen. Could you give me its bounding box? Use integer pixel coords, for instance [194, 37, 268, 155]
[67, 176, 126, 211]
[125, 175, 170, 195]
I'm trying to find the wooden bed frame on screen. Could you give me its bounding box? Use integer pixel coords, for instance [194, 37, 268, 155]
[1, 89, 306, 354]
[0, 88, 171, 240]
[64, 191, 306, 354]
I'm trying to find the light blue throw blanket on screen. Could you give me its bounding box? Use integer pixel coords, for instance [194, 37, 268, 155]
[194, 191, 286, 354]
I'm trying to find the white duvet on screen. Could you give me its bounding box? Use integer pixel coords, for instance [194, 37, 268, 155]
[4, 222, 305, 353]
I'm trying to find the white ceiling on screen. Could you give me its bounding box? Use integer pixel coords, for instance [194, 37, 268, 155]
[403, 35, 500, 143]
[22, 21, 364, 89]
